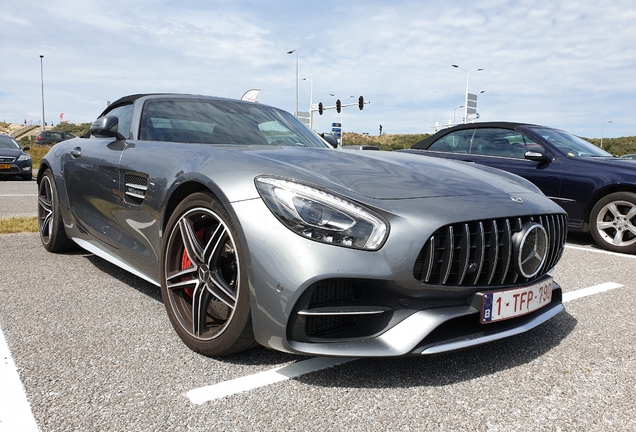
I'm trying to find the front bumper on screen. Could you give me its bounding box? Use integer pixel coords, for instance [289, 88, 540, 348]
[231, 192, 566, 357]
[0, 161, 32, 177]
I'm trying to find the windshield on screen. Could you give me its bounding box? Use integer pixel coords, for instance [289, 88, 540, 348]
[528, 127, 612, 157]
[0, 135, 20, 149]
[139, 98, 328, 148]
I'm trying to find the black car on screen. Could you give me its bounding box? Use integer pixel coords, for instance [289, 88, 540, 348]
[0, 134, 32, 180]
[35, 130, 77, 145]
[401, 122, 636, 254]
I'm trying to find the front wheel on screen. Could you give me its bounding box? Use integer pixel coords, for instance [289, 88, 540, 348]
[160, 192, 256, 356]
[590, 192, 636, 254]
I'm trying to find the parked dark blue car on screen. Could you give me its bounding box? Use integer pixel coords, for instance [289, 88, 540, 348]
[0, 134, 32, 181]
[401, 122, 636, 254]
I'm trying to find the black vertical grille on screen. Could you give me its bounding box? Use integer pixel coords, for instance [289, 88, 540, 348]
[413, 214, 567, 287]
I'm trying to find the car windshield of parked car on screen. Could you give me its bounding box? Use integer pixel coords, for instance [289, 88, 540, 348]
[139, 98, 328, 148]
[0, 135, 20, 149]
[529, 127, 612, 158]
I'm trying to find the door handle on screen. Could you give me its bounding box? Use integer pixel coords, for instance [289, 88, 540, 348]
[70, 147, 82, 158]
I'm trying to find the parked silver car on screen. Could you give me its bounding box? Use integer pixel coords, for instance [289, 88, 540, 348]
[38, 94, 567, 357]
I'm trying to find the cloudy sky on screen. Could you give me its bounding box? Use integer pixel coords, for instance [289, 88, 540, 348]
[1, 0, 634, 138]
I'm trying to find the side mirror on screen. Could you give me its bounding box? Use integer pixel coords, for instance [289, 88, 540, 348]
[90, 115, 125, 140]
[320, 133, 339, 148]
[23, 146, 30, 151]
[524, 150, 551, 163]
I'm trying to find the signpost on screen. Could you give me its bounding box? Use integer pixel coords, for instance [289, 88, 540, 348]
[331, 122, 342, 139]
[466, 93, 478, 123]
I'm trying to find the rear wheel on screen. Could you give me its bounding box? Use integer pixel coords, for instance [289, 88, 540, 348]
[38, 169, 75, 252]
[160, 192, 256, 356]
[590, 192, 636, 254]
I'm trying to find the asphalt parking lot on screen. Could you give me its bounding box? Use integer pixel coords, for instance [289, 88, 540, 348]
[1, 180, 635, 431]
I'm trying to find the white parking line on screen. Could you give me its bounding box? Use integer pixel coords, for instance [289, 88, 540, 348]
[187, 356, 354, 404]
[0, 327, 40, 432]
[562, 282, 623, 303]
[186, 281, 626, 404]
[565, 244, 636, 258]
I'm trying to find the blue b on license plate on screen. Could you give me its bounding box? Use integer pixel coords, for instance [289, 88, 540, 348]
[481, 277, 553, 324]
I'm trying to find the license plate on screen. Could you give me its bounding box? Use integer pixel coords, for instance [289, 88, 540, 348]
[481, 277, 553, 324]
[0, 164, 10, 170]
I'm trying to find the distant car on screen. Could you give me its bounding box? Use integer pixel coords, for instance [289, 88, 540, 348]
[0, 134, 32, 180]
[342, 144, 381, 150]
[620, 154, 636, 160]
[35, 130, 77, 145]
[401, 121, 636, 254]
[37, 94, 567, 358]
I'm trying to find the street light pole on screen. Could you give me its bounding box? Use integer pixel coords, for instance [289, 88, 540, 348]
[601, 120, 612, 149]
[453, 105, 464, 124]
[287, 50, 298, 117]
[451, 64, 483, 124]
[39, 55, 45, 131]
[303, 77, 313, 129]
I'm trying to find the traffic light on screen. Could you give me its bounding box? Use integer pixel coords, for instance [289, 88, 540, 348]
[336, 99, 341, 113]
[318, 102, 324, 115]
[358, 96, 364, 110]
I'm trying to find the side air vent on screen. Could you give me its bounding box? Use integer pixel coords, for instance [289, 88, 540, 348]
[123, 174, 149, 206]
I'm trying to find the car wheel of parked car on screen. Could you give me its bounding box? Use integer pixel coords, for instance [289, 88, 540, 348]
[590, 192, 636, 253]
[160, 192, 255, 356]
[38, 169, 75, 252]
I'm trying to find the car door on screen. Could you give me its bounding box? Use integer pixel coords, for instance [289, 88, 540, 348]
[62, 103, 134, 249]
[424, 127, 564, 203]
[62, 136, 126, 248]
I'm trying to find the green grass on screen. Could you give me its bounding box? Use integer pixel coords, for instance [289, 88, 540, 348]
[26, 144, 51, 171]
[0, 217, 39, 234]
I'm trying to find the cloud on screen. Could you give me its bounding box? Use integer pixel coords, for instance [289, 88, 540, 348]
[1, 0, 634, 137]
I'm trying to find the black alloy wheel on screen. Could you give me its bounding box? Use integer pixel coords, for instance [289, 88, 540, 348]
[160, 192, 255, 356]
[38, 169, 74, 252]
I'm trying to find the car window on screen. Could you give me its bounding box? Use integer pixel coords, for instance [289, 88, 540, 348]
[138, 98, 328, 147]
[527, 126, 612, 158]
[428, 129, 474, 153]
[103, 104, 134, 138]
[471, 128, 546, 158]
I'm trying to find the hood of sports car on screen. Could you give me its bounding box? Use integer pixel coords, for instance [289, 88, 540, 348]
[247, 147, 539, 200]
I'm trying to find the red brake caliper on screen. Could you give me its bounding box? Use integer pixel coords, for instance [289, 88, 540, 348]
[180, 228, 206, 298]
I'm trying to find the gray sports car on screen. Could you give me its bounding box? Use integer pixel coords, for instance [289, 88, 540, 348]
[37, 94, 567, 357]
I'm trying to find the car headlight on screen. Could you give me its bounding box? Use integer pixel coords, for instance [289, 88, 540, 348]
[255, 177, 388, 250]
[17, 154, 31, 161]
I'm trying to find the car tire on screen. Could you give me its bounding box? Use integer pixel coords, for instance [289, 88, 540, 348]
[160, 192, 256, 356]
[590, 191, 636, 254]
[38, 169, 76, 252]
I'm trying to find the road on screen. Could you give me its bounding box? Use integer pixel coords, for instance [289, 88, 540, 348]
[0, 229, 634, 431]
[0, 177, 37, 218]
